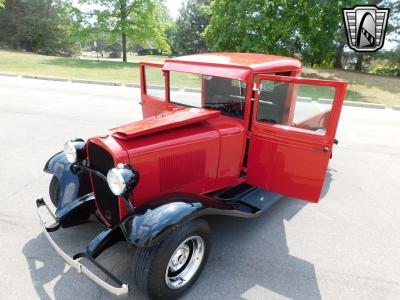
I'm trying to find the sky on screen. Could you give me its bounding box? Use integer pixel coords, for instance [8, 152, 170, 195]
[166, 0, 185, 19]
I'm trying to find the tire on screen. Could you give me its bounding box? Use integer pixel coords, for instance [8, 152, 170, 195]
[132, 219, 211, 300]
[49, 176, 60, 207]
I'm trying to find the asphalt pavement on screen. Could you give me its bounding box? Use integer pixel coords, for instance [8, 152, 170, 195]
[0, 76, 399, 300]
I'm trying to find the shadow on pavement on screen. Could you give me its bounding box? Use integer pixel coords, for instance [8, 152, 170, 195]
[22, 223, 146, 300]
[191, 198, 322, 300]
[23, 173, 333, 300]
[320, 167, 335, 200]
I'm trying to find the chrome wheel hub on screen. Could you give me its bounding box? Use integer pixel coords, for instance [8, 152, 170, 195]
[169, 244, 190, 272]
[165, 236, 205, 289]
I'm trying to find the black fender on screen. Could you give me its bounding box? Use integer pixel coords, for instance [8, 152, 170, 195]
[44, 151, 93, 214]
[120, 194, 231, 248]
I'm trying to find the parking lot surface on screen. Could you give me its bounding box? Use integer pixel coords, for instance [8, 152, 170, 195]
[1, 76, 399, 300]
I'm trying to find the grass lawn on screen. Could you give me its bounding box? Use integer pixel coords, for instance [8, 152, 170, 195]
[0, 50, 147, 83]
[1, 50, 399, 106]
[302, 67, 400, 106]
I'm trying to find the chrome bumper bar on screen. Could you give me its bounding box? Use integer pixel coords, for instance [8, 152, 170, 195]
[35, 198, 129, 297]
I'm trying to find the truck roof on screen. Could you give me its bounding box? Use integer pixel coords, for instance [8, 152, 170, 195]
[163, 52, 302, 82]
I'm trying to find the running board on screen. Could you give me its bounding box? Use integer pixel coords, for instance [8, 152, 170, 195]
[237, 188, 281, 213]
[214, 183, 282, 215]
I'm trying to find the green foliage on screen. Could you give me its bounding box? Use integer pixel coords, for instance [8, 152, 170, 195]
[0, 0, 80, 56]
[370, 46, 400, 76]
[204, 0, 347, 65]
[83, 0, 171, 61]
[203, 0, 399, 68]
[0, 0, 5, 9]
[172, 0, 210, 54]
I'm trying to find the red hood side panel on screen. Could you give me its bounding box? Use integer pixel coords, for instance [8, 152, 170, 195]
[120, 121, 221, 208]
[88, 113, 246, 218]
[115, 115, 246, 209]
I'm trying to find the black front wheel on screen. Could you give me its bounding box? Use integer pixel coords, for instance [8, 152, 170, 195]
[132, 219, 211, 300]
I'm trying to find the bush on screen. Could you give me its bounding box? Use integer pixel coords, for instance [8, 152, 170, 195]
[371, 65, 400, 77]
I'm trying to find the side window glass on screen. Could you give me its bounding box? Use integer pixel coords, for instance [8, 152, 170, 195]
[169, 72, 202, 108]
[256, 80, 335, 135]
[145, 66, 165, 100]
[204, 77, 247, 119]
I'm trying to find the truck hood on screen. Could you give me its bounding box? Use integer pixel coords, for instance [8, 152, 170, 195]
[111, 108, 220, 140]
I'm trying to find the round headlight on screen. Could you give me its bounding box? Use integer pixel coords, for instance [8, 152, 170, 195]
[106, 164, 138, 196]
[63, 138, 86, 164]
[107, 168, 126, 196]
[64, 140, 77, 163]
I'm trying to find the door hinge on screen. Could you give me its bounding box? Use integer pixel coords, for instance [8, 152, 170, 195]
[253, 83, 262, 94]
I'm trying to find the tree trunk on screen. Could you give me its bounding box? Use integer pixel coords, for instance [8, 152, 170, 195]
[122, 33, 127, 63]
[355, 54, 363, 71]
[334, 44, 344, 69]
[120, 0, 128, 63]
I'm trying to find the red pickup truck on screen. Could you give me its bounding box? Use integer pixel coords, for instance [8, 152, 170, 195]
[36, 53, 347, 299]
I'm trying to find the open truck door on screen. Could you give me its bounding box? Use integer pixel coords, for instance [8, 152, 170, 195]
[140, 63, 170, 118]
[247, 74, 347, 202]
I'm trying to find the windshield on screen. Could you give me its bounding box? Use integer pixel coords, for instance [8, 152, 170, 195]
[169, 71, 247, 119]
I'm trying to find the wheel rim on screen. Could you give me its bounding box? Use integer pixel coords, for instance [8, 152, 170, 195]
[165, 236, 205, 289]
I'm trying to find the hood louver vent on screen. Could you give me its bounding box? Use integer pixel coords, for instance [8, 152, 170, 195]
[159, 149, 206, 191]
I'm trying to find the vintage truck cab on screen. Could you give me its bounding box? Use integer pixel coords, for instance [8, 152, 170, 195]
[36, 53, 347, 300]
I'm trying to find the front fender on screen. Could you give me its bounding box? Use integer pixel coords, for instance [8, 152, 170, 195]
[121, 196, 228, 248]
[44, 151, 92, 211]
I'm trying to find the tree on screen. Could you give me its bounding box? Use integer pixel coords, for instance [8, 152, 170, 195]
[331, 0, 368, 69]
[0, 0, 5, 9]
[293, 1, 341, 67]
[173, 0, 210, 54]
[0, 0, 80, 56]
[204, 0, 343, 66]
[84, 0, 171, 62]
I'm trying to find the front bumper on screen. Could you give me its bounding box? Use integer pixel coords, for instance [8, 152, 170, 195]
[35, 198, 129, 297]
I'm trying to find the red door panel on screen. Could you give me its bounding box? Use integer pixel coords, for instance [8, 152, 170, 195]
[247, 74, 347, 202]
[248, 133, 331, 202]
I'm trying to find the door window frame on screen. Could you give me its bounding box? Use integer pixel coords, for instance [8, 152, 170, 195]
[252, 74, 347, 144]
[140, 62, 168, 102]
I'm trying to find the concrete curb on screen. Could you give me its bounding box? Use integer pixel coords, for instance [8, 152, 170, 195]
[22, 74, 70, 82]
[316, 98, 333, 104]
[343, 100, 386, 109]
[316, 98, 386, 109]
[70, 79, 122, 86]
[0, 72, 19, 77]
[0, 72, 397, 110]
[125, 83, 141, 88]
[183, 88, 201, 93]
[298, 96, 312, 102]
[147, 85, 164, 90]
